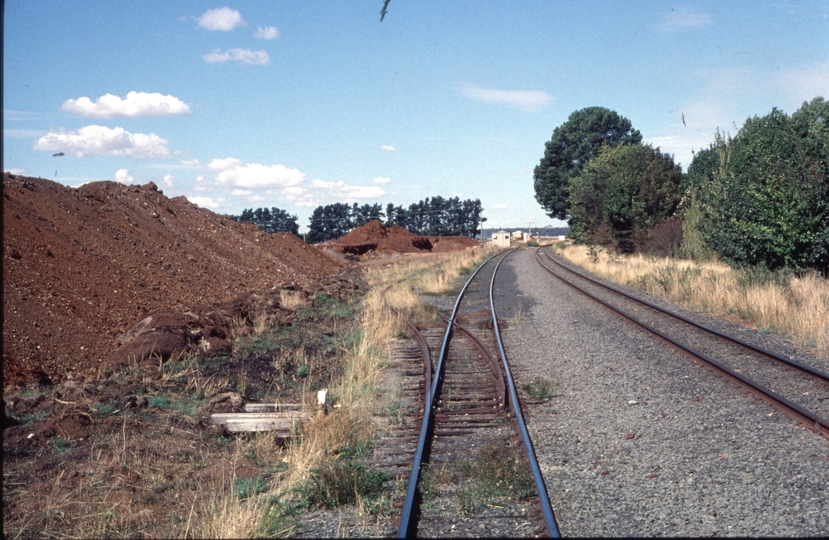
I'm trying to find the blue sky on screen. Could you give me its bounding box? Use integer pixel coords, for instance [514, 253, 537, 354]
[4, 1, 828, 232]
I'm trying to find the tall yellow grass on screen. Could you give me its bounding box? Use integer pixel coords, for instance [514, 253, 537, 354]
[552, 243, 829, 355]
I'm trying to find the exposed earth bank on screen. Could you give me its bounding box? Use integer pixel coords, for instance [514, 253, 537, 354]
[327, 219, 478, 256]
[3, 173, 349, 389]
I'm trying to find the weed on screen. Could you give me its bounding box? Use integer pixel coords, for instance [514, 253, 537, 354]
[522, 379, 560, 400]
[417, 465, 440, 502]
[260, 496, 304, 537]
[298, 459, 389, 510]
[235, 476, 269, 500]
[147, 395, 170, 409]
[457, 487, 478, 516]
[90, 402, 117, 417]
[51, 437, 74, 455]
[463, 444, 535, 500]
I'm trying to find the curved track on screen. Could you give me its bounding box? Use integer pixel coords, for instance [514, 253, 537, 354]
[386, 249, 560, 538]
[536, 246, 829, 440]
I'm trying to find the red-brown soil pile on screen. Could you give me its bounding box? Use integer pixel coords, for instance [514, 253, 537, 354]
[329, 219, 478, 256]
[2, 173, 347, 388]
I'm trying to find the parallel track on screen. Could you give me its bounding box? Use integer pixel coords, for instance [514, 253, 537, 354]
[385, 249, 560, 538]
[536, 246, 829, 440]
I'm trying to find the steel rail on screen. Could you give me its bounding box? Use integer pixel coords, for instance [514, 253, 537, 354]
[396, 249, 509, 538]
[489, 249, 561, 538]
[541, 246, 829, 383]
[535, 248, 829, 439]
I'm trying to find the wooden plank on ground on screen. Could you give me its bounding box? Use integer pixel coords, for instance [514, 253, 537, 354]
[223, 418, 298, 433]
[244, 403, 303, 412]
[209, 411, 311, 425]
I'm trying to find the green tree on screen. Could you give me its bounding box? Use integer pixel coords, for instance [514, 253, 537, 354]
[233, 206, 299, 235]
[698, 98, 829, 271]
[307, 203, 352, 243]
[534, 106, 642, 221]
[568, 144, 683, 252]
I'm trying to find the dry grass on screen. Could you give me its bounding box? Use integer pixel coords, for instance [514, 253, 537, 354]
[552, 242, 829, 355]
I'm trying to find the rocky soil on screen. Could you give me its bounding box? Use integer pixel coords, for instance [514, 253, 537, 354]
[2, 173, 348, 388]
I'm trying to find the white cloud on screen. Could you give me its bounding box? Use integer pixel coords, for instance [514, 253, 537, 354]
[381, 145, 396, 152]
[231, 189, 252, 196]
[162, 174, 175, 187]
[490, 204, 509, 210]
[459, 83, 552, 113]
[193, 175, 208, 192]
[180, 158, 202, 167]
[209, 158, 306, 188]
[5, 168, 26, 175]
[114, 168, 135, 184]
[203, 48, 269, 65]
[254, 25, 279, 40]
[654, 6, 714, 34]
[311, 179, 385, 199]
[60, 92, 191, 118]
[33, 125, 173, 158]
[198, 7, 244, 31]
[187, 196, 220, 209]
[373, 177, 391, 185]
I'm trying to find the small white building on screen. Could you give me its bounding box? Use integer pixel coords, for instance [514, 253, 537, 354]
[491, 231, 511, 248]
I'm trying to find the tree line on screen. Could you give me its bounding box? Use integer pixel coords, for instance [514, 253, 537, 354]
[230, 196, 486, 244]
[533, 99, 828, 273]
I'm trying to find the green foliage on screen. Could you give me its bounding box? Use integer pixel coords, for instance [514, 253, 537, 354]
[534, 106, 642, 221]
[232, 206, 300, 236]
[235, 476, 270, 500]
[696, 98, 829, 271]
[51, 437, 74, 455]
[568, 144, 683, 252]
[90, 403, 117, 417]
[522, 379, 559, 400]
[307, 202, 353, 243]
[298, 459, 389, 511]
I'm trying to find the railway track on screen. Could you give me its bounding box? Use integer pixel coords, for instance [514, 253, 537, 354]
[536, 245, 829, 440]
[382, 249, 560, 538]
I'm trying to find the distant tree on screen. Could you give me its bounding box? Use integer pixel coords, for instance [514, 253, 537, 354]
[351, 203, 384, 228]
[233, 206, 299, 235]
[307, 203, 352, 243]
[534, 107, 642, 221]
[385, 203, 407, 227]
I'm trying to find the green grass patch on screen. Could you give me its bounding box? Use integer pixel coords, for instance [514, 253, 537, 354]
[522, 379, 560, 400]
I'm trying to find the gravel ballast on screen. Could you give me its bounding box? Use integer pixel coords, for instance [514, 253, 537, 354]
[496, 248, 829, 537]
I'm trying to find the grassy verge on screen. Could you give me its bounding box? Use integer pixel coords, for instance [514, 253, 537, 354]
[552, 242, 829, 356]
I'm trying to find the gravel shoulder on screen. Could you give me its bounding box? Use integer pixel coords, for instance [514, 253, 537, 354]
[497, 248, 829, 537]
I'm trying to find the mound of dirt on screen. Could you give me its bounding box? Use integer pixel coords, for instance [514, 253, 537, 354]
[2, 173, 347, 388]
[329, 219, 478, 256]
